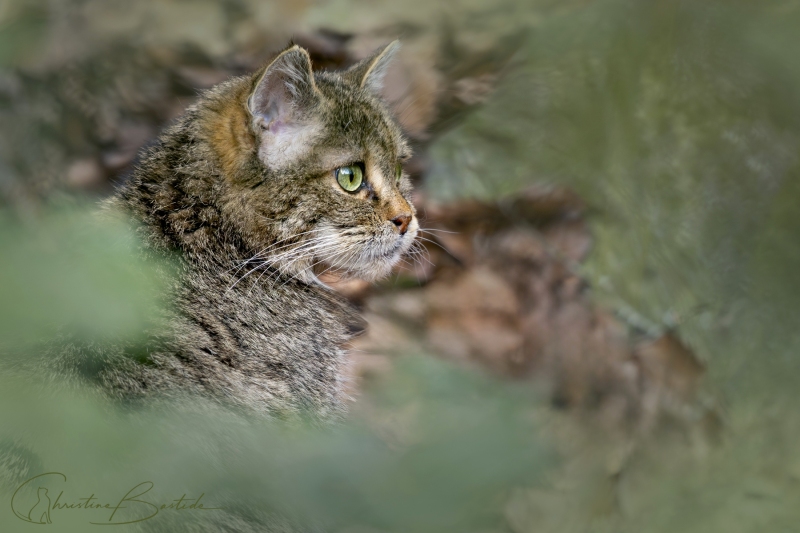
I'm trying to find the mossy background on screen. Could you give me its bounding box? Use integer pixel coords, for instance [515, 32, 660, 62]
[1, 1, 800, 531]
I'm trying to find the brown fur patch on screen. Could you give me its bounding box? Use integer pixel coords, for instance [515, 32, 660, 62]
[200, 79, 258, 180]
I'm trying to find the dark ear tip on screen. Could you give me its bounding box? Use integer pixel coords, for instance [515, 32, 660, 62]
[264, 44, 315, 80]
[272, 43, 312, 66]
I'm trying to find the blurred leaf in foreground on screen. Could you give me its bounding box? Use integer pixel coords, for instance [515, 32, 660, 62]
[0, 354, 552, 533]
[0, 200, 169, 349]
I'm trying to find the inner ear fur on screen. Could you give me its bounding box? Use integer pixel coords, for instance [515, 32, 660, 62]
[248, 45, 321, 130]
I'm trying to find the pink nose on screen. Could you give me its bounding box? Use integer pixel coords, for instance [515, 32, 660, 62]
[391, 214, 411, 235]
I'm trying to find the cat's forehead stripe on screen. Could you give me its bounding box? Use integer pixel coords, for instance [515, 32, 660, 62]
[317, 74, 405, 161]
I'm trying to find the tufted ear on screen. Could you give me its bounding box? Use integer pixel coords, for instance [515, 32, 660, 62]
[248, 45, 322, 168]
[344, 40, 400, 95]
[248, 45, 320, 131]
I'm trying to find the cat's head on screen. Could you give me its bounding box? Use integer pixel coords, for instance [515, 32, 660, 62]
[204, 42, 417, 283]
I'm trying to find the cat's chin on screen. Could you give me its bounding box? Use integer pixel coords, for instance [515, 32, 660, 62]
[313, 257, 398, 284]
[358, 256, 402, 282]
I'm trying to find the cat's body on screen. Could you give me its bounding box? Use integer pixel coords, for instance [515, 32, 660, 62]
[85, 43, 416, 420]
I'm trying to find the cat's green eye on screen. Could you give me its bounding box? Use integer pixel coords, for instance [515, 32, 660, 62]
[395, 164, 403, 186]
[335, 165, 363, 192]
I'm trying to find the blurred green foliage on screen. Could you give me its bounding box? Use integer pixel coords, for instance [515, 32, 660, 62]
[0, 183, 549, 533]
[430, 0, 800, 394]
[0, 202, 167, 347]
[1, 0, 800, 532]
[0, 2, 48, 67]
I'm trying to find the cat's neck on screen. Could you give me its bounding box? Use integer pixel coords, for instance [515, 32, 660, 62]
[115, 110, 257, 269]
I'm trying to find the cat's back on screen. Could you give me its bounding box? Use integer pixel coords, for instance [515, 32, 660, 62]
[163, 263, 363, 417]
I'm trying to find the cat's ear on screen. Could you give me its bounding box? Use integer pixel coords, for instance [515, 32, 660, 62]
[248, 45, 320, 130]
[248, 45, 322, 168]
[345, 41, 400, 95]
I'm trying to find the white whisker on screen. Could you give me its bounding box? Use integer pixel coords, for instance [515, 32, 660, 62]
[418, 227, 458, 235]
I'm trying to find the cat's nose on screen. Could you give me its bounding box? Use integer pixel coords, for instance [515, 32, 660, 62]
[391, 214, 411, 235]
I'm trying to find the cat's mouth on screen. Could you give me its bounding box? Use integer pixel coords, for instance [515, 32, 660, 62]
[386, 238, 406, 255]
[308, 224, 417, 283]
[374, 226, 417, 260]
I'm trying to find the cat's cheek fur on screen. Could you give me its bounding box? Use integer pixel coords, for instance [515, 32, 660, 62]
[313, 221, 418, 282]
[256, 120, 323, 170]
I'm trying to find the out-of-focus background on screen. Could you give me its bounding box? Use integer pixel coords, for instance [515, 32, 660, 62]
[2, 1, 800, 531]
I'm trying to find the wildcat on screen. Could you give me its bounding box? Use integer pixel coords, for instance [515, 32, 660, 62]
[75, 42, 417, 421]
